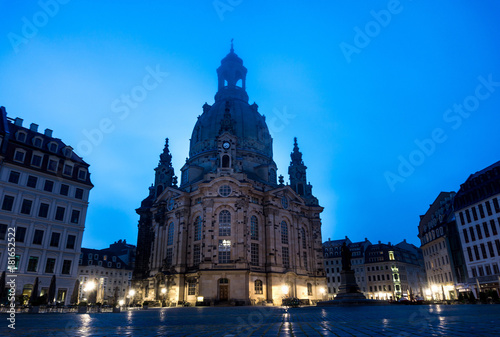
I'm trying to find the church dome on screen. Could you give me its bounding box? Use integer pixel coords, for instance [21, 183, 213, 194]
[189, 46, 273, 159]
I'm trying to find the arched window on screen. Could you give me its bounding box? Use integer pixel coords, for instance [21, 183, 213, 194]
[307, 283, 312, 296]
[167, 222, 174, 245]
[254, 280, 263, 294]
[219, 210, 231, 236]
[222, 155, 230, 168]
[250, 216, 258, 240]
[281, 221, 288, 244]
[194, 216, 202, 241]
[300, 228, 307, 249]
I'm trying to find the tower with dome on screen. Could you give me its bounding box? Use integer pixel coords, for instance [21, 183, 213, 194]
[133, 45, 326, 305]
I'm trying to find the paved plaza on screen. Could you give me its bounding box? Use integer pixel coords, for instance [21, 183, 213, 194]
[2, 304, 500, 336]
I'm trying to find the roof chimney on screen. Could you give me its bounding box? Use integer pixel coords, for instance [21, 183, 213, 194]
[14, 117, 23, 126]
[30, 123, 38, 132]
[388, 242, 391, 246]
[44, 128, 53, 137]
[378, 240, 381, 244]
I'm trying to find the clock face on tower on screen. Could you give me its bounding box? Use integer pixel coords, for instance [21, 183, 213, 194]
[223, 142, 230, 149]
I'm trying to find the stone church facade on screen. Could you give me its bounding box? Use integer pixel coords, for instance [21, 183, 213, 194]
[133, 45, 326, 305]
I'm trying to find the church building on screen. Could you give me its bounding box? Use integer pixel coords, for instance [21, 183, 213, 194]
[133, 45, 326, 305]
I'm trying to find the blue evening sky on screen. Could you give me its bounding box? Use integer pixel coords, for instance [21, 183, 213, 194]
[1, 1, 499, 249]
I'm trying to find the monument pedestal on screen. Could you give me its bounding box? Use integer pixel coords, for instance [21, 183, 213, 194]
[335, 270, 365, 300]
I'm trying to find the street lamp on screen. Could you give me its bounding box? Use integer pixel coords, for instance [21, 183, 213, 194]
[119, 299, 125, 307]
[282, 285, 289, 297]
[319, 287, 326, 300]
[127, 289, 135, 308]
[161, 287, 167, 307]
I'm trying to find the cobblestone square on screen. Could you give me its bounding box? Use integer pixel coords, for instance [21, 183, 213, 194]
[2, 304, 500, 336]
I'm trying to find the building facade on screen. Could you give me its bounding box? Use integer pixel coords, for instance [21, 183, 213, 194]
[133, 47, 326, 306]
[78, 246, 134, 304]
[418, 191, 467, 300]
[364, 241, 426, 300]
[0, 107, 93, 304]
[454, 161, 500, 295]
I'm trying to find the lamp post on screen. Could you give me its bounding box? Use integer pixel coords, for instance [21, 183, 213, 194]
[83, 280, 96, 305]
[319, 287, 326, 301]
[127, 289, 135, 309]
[161, 287, 167, 307]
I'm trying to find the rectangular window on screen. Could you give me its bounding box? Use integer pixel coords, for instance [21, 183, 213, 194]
[218, 239, 231, 264]
[282, 246, 289, 268]
[480, 243, 487, 259]
[31, 154, 42, 167]
[483, 222, 490, 238]
[27, 256, 39, 272]
[66, 234, 76, 249]
[8, 171, 20, 184]
[75, 188, 84, 200]
[60, 184, 69, 196]
[26, 175, 38, 188]
[55, 206, 65, 221]
[38, 203, 49, 218]
[478, 266, 484, 277]
[33, 229, 44, 245]
[78, 168, 87, 180]
[493, 264, 500, 274]
[472, 207, 478, 221]
[493, 198, 500, 213]
[467, 247, 473, 261]
[71, 210, 80, 224]
[469, 227, 476, 241]
[50, 232, 60, 247]
[303, 251, 308, 271]
[165, 247, 173, 267]
[16, 227, 26, 242]
[1, 195, 15, 211]
[251, 243, 259, 266]
[474, 245, 480, 260]
[63, 164, 73, 176]
[484, 200, 492, 216]
[188, 281, 196, 296]
[20, 199, 33, 215]
[45, 258, 56, 273]
[61, 260, 72, 274]
[478, 204, 485, 218]
[465, 209, 471, 223]
[14, 149, 25, 162]
[476, 224, 483, 240]
[492, 220, 498, 235]
[463, 229, 469, 243]
[193, 244, 201, 266]
[496, 240, 500, 256]
[48, 159, 58, 172]
[44, 180, 54, 192]
[488, 241, 495, 257]
[485, 265, 492, 276]
[0, 224, 7, 240]
[471, 267, 477, 277]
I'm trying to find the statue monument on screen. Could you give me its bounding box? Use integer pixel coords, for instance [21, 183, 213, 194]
[317, 242, 388, 306]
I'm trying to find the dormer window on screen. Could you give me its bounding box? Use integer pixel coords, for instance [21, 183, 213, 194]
[31, 153, 43, 167]
[94, 254, 98, 260]
[112, 256, 116, 262]
[16, 132, 27, 143]
[63, 164, 73, 176]
[48, 142, 58, 153]
[62, 146, 73, 158]
[33, 137, 43, 148]
[78, 168, 87, 180]
[13, 149, 26, 163]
